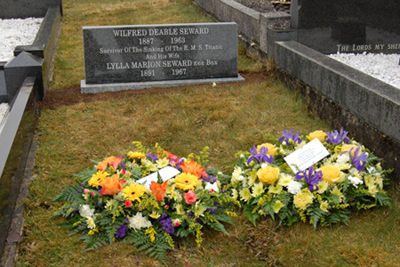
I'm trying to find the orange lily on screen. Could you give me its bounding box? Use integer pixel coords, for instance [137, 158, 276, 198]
[150, 181, 168, 201]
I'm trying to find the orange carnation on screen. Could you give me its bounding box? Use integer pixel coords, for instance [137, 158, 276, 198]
[150, 181, 168, 201]
[99, 174, 124, 195]
[96, 156, 123, 171]
[180, 160, 204, 178]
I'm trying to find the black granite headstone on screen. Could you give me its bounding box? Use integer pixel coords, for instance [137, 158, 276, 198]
[292, 0, 400, 54]
[81, 22, 243, 93]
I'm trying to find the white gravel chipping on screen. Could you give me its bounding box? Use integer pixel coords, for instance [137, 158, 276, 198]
[329, 52, 400, 89]
[0, 17, 43, 62]
[0, 103, 10, 134]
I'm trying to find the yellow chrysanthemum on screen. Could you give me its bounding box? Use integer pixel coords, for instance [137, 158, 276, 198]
[257, 143, 278, 156]
[88, 171, 108, 187]
[239, 188, 252, 202]
[330, 186, 344, 203]
[127, 151, 146, 159]
[269, 184, 283, 194]
[273, 200, 285, 213]
[293, 189, 314, 210]
[278, 173, 294, 187]
[122, 183, 146, 202]
[320, 201, 329, 213]
[175, 173, 198, 190]
[252, 182, 265, 197]
[316, 180, 329, 194]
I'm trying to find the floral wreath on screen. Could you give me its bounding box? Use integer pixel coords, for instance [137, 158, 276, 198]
[226, 128, 392, 227]
[53, 142, 238, 262]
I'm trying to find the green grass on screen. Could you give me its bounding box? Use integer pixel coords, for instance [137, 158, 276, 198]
[15, 0, 400, 266]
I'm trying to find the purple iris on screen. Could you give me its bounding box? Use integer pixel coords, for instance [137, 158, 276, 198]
[325, 128, 350, 145]
[202, 175, 217, 183]
[159, 214, 174, 234]
[348, 147, 368, 171]
[119, 161, 126, 170]
[295, 166, 323, 192]
[279, 129, 302, 146]
[146, 153, 159, 161]
[176, 158, 185, 170]
[247, 146, 274, 165]
[115, 224, 128, 238]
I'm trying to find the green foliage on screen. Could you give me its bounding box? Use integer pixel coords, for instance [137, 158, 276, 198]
[124, 228, 172, 263]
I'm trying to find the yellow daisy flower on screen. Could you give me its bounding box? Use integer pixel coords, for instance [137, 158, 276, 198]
[175, 173, 198, 190]
[88, 171, 108, 187]
[122, 183, 146, 202]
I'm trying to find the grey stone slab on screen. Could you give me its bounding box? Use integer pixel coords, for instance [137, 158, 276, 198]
[292, 0, 400, 54]
[14, 6, 63, 100]
[83, 23, 240, 85]
[4, 52, 43, 103]
[81, 75, 245, 94]
[273, 40, 400, 142]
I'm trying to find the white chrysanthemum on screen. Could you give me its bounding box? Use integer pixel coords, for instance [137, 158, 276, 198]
[129, 212, 151, 230]
[287, 181, 302, 195]
[79, 204, 95, 218]
[348, 175, 363, 188]
[231, 189, 238, 200]
[260, 163, 269, 168]
[336, 153, 350, 164]
[231, 166, 243, 182]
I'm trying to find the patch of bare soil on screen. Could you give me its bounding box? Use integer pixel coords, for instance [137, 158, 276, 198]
[40, 72, 268, 110]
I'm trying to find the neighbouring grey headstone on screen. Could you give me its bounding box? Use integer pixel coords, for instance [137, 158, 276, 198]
[0, 0, 62, 19]
[81, 22, 244, 93]
[291, 0, 400, 54]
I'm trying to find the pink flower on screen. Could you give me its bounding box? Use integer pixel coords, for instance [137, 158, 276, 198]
[83, 189, 90, 194]
[174, 221, 180, 227]
[165, 205, 169, 209]
[91, 192, 95, 196]
[125, 200, 132, 207]
[201, 171, 209, 178]
[184, 190, 197, 205]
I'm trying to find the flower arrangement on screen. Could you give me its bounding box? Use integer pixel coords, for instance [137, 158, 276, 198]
[53, 142, 238, 262]
[226, 128, 392, 228]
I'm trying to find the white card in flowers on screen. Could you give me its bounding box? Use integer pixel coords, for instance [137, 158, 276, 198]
[136, 166, 181, 187]
[284, 138, 329, 173]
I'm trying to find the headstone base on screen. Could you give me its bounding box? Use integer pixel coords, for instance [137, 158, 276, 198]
[81, 75, 245, 94]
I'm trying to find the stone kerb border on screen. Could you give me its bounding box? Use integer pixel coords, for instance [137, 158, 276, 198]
[193, 0, 291, 55]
